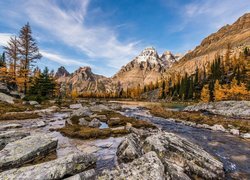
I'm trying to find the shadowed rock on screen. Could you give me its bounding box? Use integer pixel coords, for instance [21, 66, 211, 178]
[64, 169, 96, 180]
[116, 133, 143, 163]
[0, 133, 58, 171]
[0, 131, 30, 150]
[0, 152, 96, 180]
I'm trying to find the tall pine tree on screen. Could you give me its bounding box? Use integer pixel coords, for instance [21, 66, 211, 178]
[18, 23, 42, 94]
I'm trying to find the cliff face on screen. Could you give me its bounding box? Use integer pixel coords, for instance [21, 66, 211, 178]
[165, 13, 250, 77]
[56, 66, 112, 94]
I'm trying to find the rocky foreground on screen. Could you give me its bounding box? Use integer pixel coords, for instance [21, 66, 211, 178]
[99, 129, 225, 180]
[0, 101, 238, 179]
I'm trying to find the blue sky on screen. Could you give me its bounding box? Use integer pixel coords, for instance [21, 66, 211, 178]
[0, 0, 249, 77]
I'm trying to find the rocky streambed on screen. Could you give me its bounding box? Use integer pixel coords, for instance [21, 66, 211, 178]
[0, 101, 249, 179]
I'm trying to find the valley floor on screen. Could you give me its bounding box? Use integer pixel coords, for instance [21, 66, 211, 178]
[0, 99, 249, 179]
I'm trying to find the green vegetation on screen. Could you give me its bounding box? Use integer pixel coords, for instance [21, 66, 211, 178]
[0, 102, 28, 114]
[58, 109, 156, 139]
[149, 105, 250, 133]
[58, 125, 129, 139]
[0, 112, 40, 121]
[97, 110, 156, 128]
[25, 67, 57, 103]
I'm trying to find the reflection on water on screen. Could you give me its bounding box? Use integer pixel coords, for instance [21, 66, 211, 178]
[100, 122, 109, 129]
[123, 107, 250, 179]
[0, 112, 123, 173]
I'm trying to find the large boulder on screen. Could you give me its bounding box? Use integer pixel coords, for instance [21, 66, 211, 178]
[143, 132, 225, 179]
[0, 133, 58, 171]
[98, 151, 164, 180]
[0, 131, 30, 150]
[0, 123, 22, 131]
[0, 92, 15, 104]
[184, 101, 250, 119]
[0, 153, 96, 180]
[116, 133, 143, 163]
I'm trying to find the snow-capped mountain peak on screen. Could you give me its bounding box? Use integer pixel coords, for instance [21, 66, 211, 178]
[135, 47, 161, 65]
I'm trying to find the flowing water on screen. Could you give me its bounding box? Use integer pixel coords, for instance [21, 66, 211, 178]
[122, 105, 250, 179]
[1, 102, 249, 179]
[0, 111, 123, 172]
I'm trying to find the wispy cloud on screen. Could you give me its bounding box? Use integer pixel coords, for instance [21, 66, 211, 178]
[0, 33, 13, 46]
[40, 50, 94, 67]
[24, 0, 140, 69]
[183, 0, 250, 28]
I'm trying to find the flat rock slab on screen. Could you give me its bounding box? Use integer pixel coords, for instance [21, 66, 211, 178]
[0, 133, 58, 171]
[99, 151, 164, 180]
[0, 124, 22, 131]
[0, 131, 30, 150]
[0, 152, 96, 180]
[184, 101, 250, 119]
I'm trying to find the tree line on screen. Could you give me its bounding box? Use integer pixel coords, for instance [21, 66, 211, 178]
[0, 23, 57, 102]
[81, 46, 250, 101]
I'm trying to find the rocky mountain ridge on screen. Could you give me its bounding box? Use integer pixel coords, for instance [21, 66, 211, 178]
[56, 48, 179, 93]
[165, 13, 250, 78]
[55, 13, 250, 94]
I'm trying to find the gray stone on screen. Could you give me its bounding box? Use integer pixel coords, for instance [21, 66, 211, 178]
[116, 133, 143, 163]
[184, 101, 250, 119]
[241, 133, 250, 139]
[90, 114, 107, 120]
[89, 118, 101, 128]
[98, 151, 164, 180]
[29, 101, 39, 105]
[0, 133, 58, 171]
[0, 83, 9, 94]
[64, 169, 96, 180]
[143, 132, 225, 179]
[35, 121, 46, 128]
[230, 129, 240, 136]
[209, 124, 226, 132]
[34, 104, 42, 108]
[72, 107, 92, 117]
[89, 104, 110, 112]
[0, 92, 15, 104]
[9, 91, 21, 98]
[70, 104, 83, 109]
[0, 131, 30, 150]
[0, 123, 22, 131]
[78, 118, 90, 126]
[0, 153, 96, 180]
[196, 123, 211, 129]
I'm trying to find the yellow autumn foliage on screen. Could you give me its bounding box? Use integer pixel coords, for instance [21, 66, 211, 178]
[201, 85, 210, 102]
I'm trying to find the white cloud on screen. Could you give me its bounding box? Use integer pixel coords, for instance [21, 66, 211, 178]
[41, 50, 94, 67]
[0, 33, 13, 46]
[23, 0, 140, 69]
[183, 0, 250, 28]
